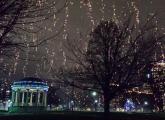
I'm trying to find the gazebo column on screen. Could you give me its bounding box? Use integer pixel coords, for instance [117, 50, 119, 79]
[22, 92, 25, 106]
[44, 92, 47, 107]
[17, 90, 21, 106]
[37, 91, 41, 106]
[29, 92, 33, 106]
[11, 91, 15, 106]
[42, 92, 45, 106]
[41, 91, 47, 107]
[15, 91, 18, 106]
[25, 89, 29, 106]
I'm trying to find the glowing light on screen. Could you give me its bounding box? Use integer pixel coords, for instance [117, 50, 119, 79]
[144, 101, 148, 105]
[91, 91, 97, 96]
[124, 99, 135, 112]
[94, 100, 98, 103]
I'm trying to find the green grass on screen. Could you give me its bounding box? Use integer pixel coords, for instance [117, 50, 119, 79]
[0, 111, 165, 120]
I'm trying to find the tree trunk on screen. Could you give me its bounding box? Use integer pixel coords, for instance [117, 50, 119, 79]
[103, 92, 110, 120]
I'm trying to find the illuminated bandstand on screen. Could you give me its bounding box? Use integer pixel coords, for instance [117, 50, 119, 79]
[10, 77, 49, 112]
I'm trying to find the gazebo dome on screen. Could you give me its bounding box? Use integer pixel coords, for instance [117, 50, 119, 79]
[19, 77, 44, 82]
[11, 77, 48, 91]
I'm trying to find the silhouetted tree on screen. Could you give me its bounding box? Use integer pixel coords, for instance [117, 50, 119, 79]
[86, 16, 164, 116]
[56, 14, 165, 118]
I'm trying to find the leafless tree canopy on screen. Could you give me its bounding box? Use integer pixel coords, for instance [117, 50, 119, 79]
[0, 0, 66, 57]
[58, 14, 164, 114]
[87, 18, 160, 92]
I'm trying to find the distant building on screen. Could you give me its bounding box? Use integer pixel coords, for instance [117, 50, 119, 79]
[151, 61, 165, 111]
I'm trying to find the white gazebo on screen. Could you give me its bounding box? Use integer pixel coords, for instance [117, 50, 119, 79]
[10, 77, 49, 112]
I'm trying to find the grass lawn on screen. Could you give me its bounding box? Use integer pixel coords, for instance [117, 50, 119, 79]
[0, 111, 165, 120]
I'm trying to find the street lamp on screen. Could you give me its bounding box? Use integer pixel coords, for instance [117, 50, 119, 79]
[91, 91, 97, 97]
[91, 91, 98, 111]
[70, 100, 74, 111]
[144, 101, 148, 105]
[94, 100, 98, 103]
[94, 99, 98, 111]
[146, 74, 151, 79]
[143, 101, 149, 112]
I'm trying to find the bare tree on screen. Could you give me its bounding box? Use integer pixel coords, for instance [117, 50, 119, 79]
[0, 0, 67, 57]
[54, 14, 164, 118]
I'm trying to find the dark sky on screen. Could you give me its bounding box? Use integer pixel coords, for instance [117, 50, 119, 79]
[1, 0, 165, 82]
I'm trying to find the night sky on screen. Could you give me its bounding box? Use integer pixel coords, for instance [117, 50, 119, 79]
[1, 0, 165, 82]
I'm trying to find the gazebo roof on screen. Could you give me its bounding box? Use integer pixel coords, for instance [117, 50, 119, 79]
[18, 77, 44, 82]
[11, 77, 48, 91]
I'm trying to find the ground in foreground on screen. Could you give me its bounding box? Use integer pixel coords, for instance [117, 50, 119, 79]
[0, 111, 165, 120]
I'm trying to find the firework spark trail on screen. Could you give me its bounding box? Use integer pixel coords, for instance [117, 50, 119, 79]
[3, 0, 165, 81]
[80, 0, 95, 30]
[100, 0, 105, 20]
[131, 1, 140, 25]
[13, 50, 20, 74]
[112, 3, 118, 22]
[23, 36, 29, 77]
[61, 1, 75, 67]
